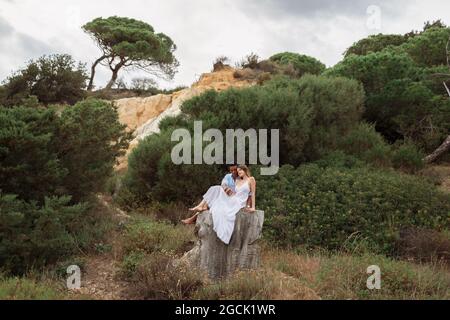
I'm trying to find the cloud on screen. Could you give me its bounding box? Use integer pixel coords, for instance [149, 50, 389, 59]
[0, 15, 51, 79]
[0, 0, 448, 89]
[235, 0, 406, 19]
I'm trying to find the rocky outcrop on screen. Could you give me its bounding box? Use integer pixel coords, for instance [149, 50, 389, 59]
[115, 66, 255, 170]
[181, 209, 264, 280]
[116, 94, 173, 132]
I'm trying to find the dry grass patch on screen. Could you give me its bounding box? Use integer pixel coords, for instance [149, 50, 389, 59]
[193, 269, 320, 300]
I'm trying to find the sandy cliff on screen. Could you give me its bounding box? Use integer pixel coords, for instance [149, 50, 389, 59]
[115, 66, 254, 170]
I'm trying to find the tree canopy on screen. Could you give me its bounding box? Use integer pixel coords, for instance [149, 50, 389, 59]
[0, 54, 87, 107]
[270, 52, 326, 77]
[82, 16, 179, 90]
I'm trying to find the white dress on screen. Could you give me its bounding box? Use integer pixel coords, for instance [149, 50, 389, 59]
[203, 180, 251, 244]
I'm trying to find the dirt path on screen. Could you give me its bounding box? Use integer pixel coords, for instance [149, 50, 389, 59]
[74, 195, 134, 300]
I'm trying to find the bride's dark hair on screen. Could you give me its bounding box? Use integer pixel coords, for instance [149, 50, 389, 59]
[237, 164, 251, 177]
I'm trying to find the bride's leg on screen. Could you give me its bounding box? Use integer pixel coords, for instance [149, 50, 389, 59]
[189, 200, 207, 212]
[182, 212, 199, 225]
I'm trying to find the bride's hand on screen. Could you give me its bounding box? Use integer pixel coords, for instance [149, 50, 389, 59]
[245, 207, 256, 213]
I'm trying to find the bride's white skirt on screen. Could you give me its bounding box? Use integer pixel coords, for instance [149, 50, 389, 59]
[203, 186, 247, 244]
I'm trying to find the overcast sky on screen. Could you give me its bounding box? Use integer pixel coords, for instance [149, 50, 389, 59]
[0, 0, 448, 89]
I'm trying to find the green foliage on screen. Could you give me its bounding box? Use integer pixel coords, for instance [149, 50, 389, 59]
[338, 122, 392, 167]
[345, 34, 408, 57]
[179, 74, 364, 164]
[391, 141, 425, 173]
[270, 52, 326, 77]
[120, 75, 364, 206]
[327, 45, 450, 151]
[0, 107, 66, 202]
[315, 253, 450, 300]
[313, 151, 365, 169]
[82, 16, 178, 89]
[0, 276, 67, 300]
[402, 26, 450, 67]
[325, 50, 416, 95]
[122, 217, 194, 256]
[56, 99, 131, 202]
[0, 54, 87, 107]
[0, 194, 89, 274]
[0, 99, 130, 203]
[256, 164, 450, 254]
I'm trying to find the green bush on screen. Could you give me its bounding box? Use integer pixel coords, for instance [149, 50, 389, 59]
[122, 217, 194, 256]
[313, 151, 365, 169]
[0, 194, 89, 274]
[392, 141, 425, 173]
[256, 164, 450, 254]
[344, 34, 408, 57]
[338, 122, 392, 167]
[0, 99, 131, 203]
[328, 28, 450, 152]
[270, 52, 326, 77]
[56, 99, 131, 202]
[0, 54, 87, 107]
[120, 75, 364, 206]
[0, 107, 66, 202]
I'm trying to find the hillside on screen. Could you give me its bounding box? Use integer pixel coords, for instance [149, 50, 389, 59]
[115, 66, 255, 170]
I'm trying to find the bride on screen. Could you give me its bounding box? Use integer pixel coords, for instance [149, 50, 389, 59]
[182, 165, 256, 245]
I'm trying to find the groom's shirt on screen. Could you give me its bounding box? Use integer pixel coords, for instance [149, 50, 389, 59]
[221, 173, 236, 192]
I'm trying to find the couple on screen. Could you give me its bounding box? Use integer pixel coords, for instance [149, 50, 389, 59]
[182, 164, 256, 245]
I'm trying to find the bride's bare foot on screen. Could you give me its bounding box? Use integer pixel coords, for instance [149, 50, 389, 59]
[182, 214, 198, 225]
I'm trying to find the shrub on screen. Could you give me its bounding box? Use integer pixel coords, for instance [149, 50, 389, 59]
[338, 122, 392, 167]
[0, 99, 131, 204]
[122, 217, 194, 256]
[270, 52, 326, 77]
[0, 107, 66, 202]
[392, 141, 425, 173]
[56, 99, 131, 202]
[313, 151, 365, 169]
[131, 252, 204, 300]
[0, 194, 89, 274]
[256, 164, 450, 254]
[344, 34, 408, 57]
[0, 54, 87, 107]
[120, 251, 146, 279]
[395, 228, 450, 264]
[120, 75, 364, 207]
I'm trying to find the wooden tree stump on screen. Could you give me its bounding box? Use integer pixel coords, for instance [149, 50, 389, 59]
[181, 209, 264, 280]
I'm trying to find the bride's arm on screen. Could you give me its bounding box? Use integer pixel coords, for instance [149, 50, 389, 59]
[248, 177, 256, 212]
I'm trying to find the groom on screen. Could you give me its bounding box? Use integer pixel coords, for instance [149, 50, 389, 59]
[221, 164, 238, 196]
[222, 164, 252, 207]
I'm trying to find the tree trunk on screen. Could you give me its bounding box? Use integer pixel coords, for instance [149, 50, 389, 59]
[424, 135, 450, 164]
[87, 55, 107, 91]
[179, 209, 264, 280]
[105, 69, 119, 90]
[105, 59, 127, 90]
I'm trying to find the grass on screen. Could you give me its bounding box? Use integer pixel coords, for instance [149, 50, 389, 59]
[0, 276, 68, 300]
[261, 246, 450, 300]
[116, 209, 449, 300]
[121, 215, 195, 256]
